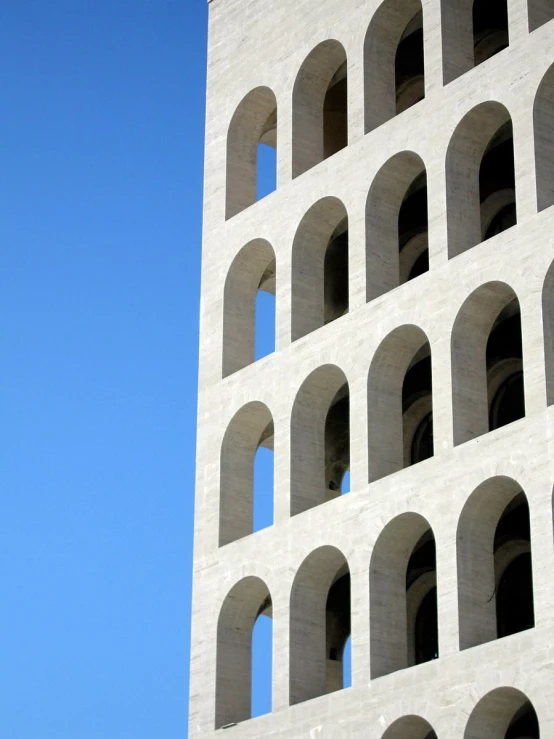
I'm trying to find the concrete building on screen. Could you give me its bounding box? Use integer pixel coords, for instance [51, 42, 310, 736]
[190, 0, 554, 736]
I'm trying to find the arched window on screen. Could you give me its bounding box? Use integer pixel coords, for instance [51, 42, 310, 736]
[529, 0, 554, 30]
[292, 41, 348, 177]
[291, 197, 348, 341]
[364, 0, 425, 134]
[216, 577, 272, 728]
[366, 152, 428, 302]
[291, 365, 349, 515]
[446, 102, 516, 258]
[290, 547, 350, 704]
[457, 477, 535, 651]
[368, 325, 433, 483]
[226, 87, 277, 219]
[380, 716, 438, 739]
[223, 239, 276, 377]
[220, 402, 274, 546]
[451, 282, 524, 446]
[464, 688, 539, 739]
[534, 63, 554, 212]
[370, 513, 437, 678]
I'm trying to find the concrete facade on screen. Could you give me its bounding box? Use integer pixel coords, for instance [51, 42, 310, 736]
[190, 0, 554, 736]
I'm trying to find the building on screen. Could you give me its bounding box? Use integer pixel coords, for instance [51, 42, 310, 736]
[190, 0, 554, 736]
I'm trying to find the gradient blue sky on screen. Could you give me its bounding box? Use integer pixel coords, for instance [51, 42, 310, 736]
[1, 2, 207, 737]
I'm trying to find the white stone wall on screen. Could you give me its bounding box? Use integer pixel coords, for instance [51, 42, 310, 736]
[191, 0, 554, 735]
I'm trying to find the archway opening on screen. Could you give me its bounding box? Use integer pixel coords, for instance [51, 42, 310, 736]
[216, 577, 272, 729]
[292, 198, 348, 341]
[364, 0, 425, 133]
[223, 239, 276, 377]
[457, 477, 534, 650]
[290, 547, 350, 705]
[226, 87, 277, 219]
[368, 326, 432, 483]
[451, 282, 524, 446]
[291, 365, 350, 515]
[292, 41, 348, 177]
[220, 402, 274, 546]
[366, 152, 428, 302]
[464, 688, 539, 739]
[370, 513, 437, 678]
[446, 102, 516, 258]
[381, 715, 438, 739]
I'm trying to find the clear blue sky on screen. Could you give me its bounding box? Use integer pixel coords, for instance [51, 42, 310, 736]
[0, 2, 207, 737]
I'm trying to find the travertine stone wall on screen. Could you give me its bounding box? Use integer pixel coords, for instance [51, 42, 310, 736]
[192, 0, 554, 735]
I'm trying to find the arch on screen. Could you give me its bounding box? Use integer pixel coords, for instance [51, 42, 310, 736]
[226, 86, 277, 219]
[223, 239, 276, 377]
[381, 716, 437, 739]
[216, 576, 272, 728]
[451, 281, 525, 445]
[542, 260, 554, 404]
[457, 477, 534, 651]
[368, 325, 432, 483]
[366, 151, 428, 301]
[370, 513, 437, 679]
[220, 402, 274, 546]
[289, 546, 350, 705]
[364, 0, 425, 134]
[534, 63, 554, 212]
[291, 197, 348, 341]
[292, 40, 348, 178]
[529, 0, 554, 31]
[464, 688, 538, 739]
[446, 102, 516, 258]
[291, 364, 349, 515]
[441, 0, 509, 84]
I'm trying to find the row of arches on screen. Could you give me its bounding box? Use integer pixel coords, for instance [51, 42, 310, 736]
[220, 277, 531, 545]
[226, 0, 554, 219]
[223, 66, 554, 376]
[216, 477, 536, 729]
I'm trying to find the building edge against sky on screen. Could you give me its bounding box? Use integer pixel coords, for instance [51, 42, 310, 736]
[191, 0, 554, 736]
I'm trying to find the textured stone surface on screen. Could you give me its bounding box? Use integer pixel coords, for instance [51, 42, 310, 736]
[191, 0, 554, 735]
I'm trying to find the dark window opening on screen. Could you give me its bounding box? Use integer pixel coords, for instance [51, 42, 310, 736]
[395, 11, 425, 115]
[505, 701, 539, 739]
[480, 121, 516, 240]
[415, 588, 438, 664]
[325, 383, 350, 499]
[411, 412, 434, 465]
[473, 0, 509, 67]
[407, 531, 438, 666]
[495, 495, 535, 639]
[403, 347, 434, 466]
[324, 217, 349, 325]
[399, 172, 429, 284]
[324, 63, 348, 160]
[326, 570, 351, 691]
[487, 300, 525, 431]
